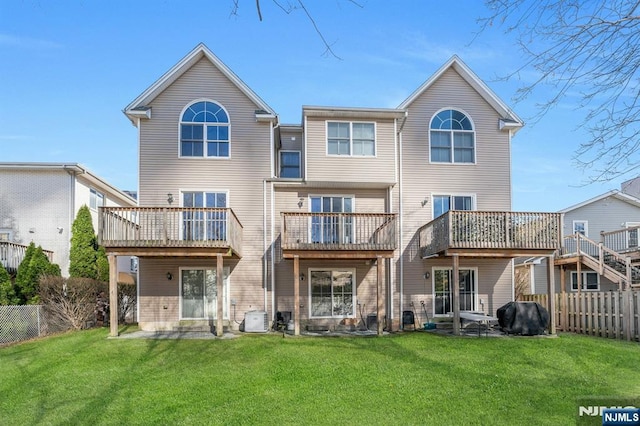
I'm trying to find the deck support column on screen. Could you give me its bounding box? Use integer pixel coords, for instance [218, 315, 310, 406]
[294, 255, 300, 336]
[452, 254, 460, 336]
[547, 254, 556, 335]
[108, 254, 118, 337]
[376, 255, 384, 336]
[216, 254, 223, 337]
[560, 265, 567, 331]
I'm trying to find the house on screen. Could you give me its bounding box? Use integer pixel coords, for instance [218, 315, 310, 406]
[0, 163, 138, 280]
[99, 43, 561, 337]
[516, 189, 640, 294]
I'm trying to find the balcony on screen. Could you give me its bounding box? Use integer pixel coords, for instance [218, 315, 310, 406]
[418, 211, 562, 258]
[0, 242, 54, 274]
[281, 212, 397, 259]
[99, 207, 243, 258]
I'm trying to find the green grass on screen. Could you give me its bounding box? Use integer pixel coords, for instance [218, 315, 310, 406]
[1, 329, 639, 425]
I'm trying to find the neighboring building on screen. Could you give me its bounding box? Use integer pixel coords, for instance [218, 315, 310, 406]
[0, 163, 138, 279]
[517, 189, 640, 294]
[100, 44, 561, 336]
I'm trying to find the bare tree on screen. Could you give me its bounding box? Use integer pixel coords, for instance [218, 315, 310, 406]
[480, 0, 640, 182]
[230, 0, 363, 59]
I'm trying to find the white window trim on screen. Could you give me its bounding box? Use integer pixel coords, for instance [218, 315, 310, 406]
[179, 189, 229, 241]
[325, 120, 377, 158]
[308, 195, 356, 244]
[308, 268, 357, 319]
[179, 189, 230, 207]
[572, 220, 588, 237]
[625, 222, 640, 249]
[429, 107, 476, 165]
[431, 193, 476, 219]
[0, 228, 13, 242]
[89, 188, 104, 211]
[177, 98, 231, 160]
[570, 271, 600, 292]
[179, 266, 230, 320]
[431, 266, 479, 317]
[279, 150, 302, 178]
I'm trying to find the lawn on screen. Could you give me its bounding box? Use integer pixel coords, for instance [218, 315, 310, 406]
[1, 329, 639, 425]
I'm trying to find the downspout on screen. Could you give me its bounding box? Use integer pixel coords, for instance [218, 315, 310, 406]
[263, 179, 268, 313]
[271, 181, 275, 321]
[269, 121, 279, 320]
[388, 185, 394, 324]
[397, 112, 408, 328]
[136, 117, 141, 323]
[508, 128, 515, 302]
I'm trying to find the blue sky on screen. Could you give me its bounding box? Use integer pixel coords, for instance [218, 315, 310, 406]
[0, 1, 628, 211]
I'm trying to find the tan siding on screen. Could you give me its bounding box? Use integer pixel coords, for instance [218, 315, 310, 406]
[401, 67, 511, 231]
[397, 68, 514, 319]
[402, 258, 512, 319]
[305, 118, 396, 183]
[137, 57, 272, 328]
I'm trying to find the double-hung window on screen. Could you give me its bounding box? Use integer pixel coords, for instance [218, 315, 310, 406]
[90, 189, 104, 210]
[309, 269, 355, 318]
[433, 195, 474, 218]
[327, 122, 375, 156]
[572, 220, 588, 237]
[182, 191, 227, 241]
[433, 268, 477, 315]
[571, 271, 599, 291]
[430, 109, 475, 163]
[180, 101, 230, 158]
[279, 151, 301, 178]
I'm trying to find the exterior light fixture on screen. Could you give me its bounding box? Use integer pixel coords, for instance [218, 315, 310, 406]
[167, 193, 174, 205]
[166, 272, 173, 280]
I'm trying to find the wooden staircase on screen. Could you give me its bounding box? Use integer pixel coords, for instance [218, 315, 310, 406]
[559, 233, 640, 289]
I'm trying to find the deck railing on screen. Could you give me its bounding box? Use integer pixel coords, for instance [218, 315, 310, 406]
[601, 226, 640, 253]
[418, 211, 562, 257]
[281, 212, 397, 251]
[0, 242, 54, 274]
[99, 207, 243, 256]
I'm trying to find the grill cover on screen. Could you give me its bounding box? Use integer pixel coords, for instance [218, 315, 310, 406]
[496, 301, 549, 335]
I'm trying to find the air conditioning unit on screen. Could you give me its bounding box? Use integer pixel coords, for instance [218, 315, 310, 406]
[244, 310, 268, 332]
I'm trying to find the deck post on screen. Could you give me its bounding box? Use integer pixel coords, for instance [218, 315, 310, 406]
[560, 265, 568, 331]
[452, 254, 460, 336]
[108, 254, 118, 337]
[546, 254, 556, 334]
[216, 254, 224, 337]
[376, 255, 384, 336]
[294, 255, 300, 336]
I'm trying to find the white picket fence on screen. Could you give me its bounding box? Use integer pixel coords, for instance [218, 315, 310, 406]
[521, 291, 640, 341]
[0, 305, 48, 345]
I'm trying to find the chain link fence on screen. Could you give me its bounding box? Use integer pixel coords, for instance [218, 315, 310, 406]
[0, 305, 49, 345]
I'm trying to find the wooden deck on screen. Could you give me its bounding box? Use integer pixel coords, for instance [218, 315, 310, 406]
[418, 211, 562, 258]
[0, 242, 54, 274]
[281, 212, 397, 259]
[98, 207, 243, 258]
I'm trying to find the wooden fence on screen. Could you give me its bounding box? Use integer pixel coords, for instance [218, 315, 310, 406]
[521, 291, 639, 341]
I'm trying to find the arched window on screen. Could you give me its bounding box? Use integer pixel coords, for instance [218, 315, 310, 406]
[429, 109, 475, 163]
[180, 101, 230, 157]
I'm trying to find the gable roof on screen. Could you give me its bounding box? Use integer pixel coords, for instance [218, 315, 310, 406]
[398, 55, 524, 132]
[124, 43, 277, 125]
[558, 190, 640, 213]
